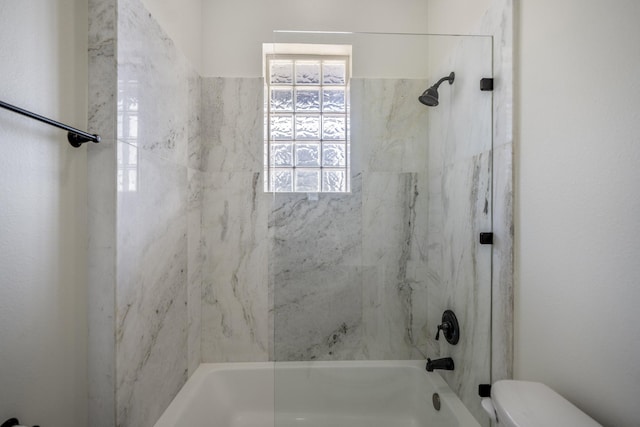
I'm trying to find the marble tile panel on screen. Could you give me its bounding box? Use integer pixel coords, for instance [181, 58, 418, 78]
[88, 0, 116, 142]
[88, 46, 117, 142]
[88, 1, 118, 426]
[474, 0, 514, 387]
[361, 172, 428, 359]
[477, 0, 513, 151]
[87, 140, 116, 427]
[269, 174, 363, 270]
[187, 168, 204, 376]
[350, 79, 429, 173]
[201, 77, 263, 173]
[269, 175, 363, 360]
[427, 151, 492, 427]
[117, 0, 190, 166]
[201, 172, 269, 362]
[491, 142, 513, 382]
[427, 36, 493, 169]
[188, 73, 204, 171]
[272, 266, 364, 361]
[116, 145, 188, 427]
[89, 0, 205, 425]
[423, 28, 502, 427]
[88, 0, 115, 45]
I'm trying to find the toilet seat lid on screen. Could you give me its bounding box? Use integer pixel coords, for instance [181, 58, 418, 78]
[491, 380, 601, 427]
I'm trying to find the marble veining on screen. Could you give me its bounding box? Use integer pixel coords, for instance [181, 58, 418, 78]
[269, 175, 364, 360]
[477, 0, 515, 388]
[421, 1, 514, 422]
[188, 74, 204, 171]
[361, 172, 428, 359]
[88, 0, 204, 426]
[117, 0, 191, 167]
[434, 152, 492, 426]
[187, 169, 204, 376]
[201, 172, 269, 362]
[350, 78, 429, 173]
[199, 77, 434, 363]
[201, 77, 263, 173]
[115, 145, 188, 427]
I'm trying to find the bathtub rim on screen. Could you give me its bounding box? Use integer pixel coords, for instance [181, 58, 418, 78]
[154, 360, 480, 427]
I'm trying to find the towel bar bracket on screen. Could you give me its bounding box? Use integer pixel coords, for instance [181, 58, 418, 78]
[0, 99, 101, 148]
[68, 132, 101, 147]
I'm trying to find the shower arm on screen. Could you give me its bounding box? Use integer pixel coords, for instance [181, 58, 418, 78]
[0, 99, 101, 147]
[432, 75, 454, 89]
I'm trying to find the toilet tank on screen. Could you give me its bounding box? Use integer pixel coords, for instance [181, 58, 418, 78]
[489, 380, 602, 427]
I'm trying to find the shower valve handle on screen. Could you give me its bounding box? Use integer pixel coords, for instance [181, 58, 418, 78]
[435, 322, 450, 341]
[434, 310, 460, 345]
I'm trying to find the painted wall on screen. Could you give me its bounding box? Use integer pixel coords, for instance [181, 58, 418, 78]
[201, 0, 429, 77]
[0, 1, 88, 426]
[515, 1, 640, 426]
[426, 0, 492, 35]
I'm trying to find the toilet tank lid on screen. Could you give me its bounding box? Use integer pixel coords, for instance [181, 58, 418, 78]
[491, 380, 601, 427]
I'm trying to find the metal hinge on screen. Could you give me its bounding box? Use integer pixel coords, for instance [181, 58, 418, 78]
[480, 78, 494, 91]
[479, 232, 493, 245]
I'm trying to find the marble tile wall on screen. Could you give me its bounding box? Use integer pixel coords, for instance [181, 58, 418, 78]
[88, 0, 203, 426]
[87, 0, 118, 426]
[199, 77, 431, 362]
[116, 1, 204, 425]
[200, 171, 269, 362]
[477, 0, 515, 388]
[422, 0, 514, 422]
[424, 35, 493, 425]
[187, 55, 204, 378]
[269, 176, 365, 361]
[199, 78, 270, 362]
[88, 2, 512, 424]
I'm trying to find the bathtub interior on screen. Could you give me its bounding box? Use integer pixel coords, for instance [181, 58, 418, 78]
[154, 362, 479, 427]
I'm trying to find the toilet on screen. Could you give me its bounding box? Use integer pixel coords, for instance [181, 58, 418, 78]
[481, 380, 602, 426]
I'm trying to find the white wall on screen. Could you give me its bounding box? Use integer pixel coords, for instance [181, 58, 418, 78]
[426, 0, 492, 35]
[140, 0, 204, 72]
[515, 1, 640, 426]
[425, 0, 492, 69]
[201, 0, 429, 77]
[426, 0, 640, 425]
[0, 1, 88, 427]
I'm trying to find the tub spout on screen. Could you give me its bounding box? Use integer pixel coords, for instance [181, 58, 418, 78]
[426, 357, 455, 372]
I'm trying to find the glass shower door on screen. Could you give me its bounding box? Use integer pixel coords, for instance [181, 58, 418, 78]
[268, 31, 493, 426]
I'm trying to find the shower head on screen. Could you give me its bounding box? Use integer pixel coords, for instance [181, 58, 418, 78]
[419, 87, 440, 107]
[419, 72, 455, 107]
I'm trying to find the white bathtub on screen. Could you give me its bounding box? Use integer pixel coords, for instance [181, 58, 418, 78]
[154, 360, 480, 427]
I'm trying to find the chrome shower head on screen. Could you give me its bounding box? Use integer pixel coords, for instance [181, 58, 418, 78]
[419, 72, 455, 107]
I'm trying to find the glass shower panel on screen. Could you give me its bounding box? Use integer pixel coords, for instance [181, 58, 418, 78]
[268, 31, 493, 427]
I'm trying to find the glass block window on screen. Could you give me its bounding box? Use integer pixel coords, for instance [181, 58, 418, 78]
[265, 55, 350, 193]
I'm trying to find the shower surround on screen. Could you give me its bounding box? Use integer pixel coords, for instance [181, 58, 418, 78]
[87, 1, 513, 427]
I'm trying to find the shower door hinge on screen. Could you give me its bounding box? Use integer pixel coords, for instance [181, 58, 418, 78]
[480, 78, 494, 91]
[479, 232, 493, 245]
[478, 384, 492, 397]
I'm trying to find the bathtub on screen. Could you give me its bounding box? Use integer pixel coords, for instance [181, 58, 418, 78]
[154, 360, 480, 427]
